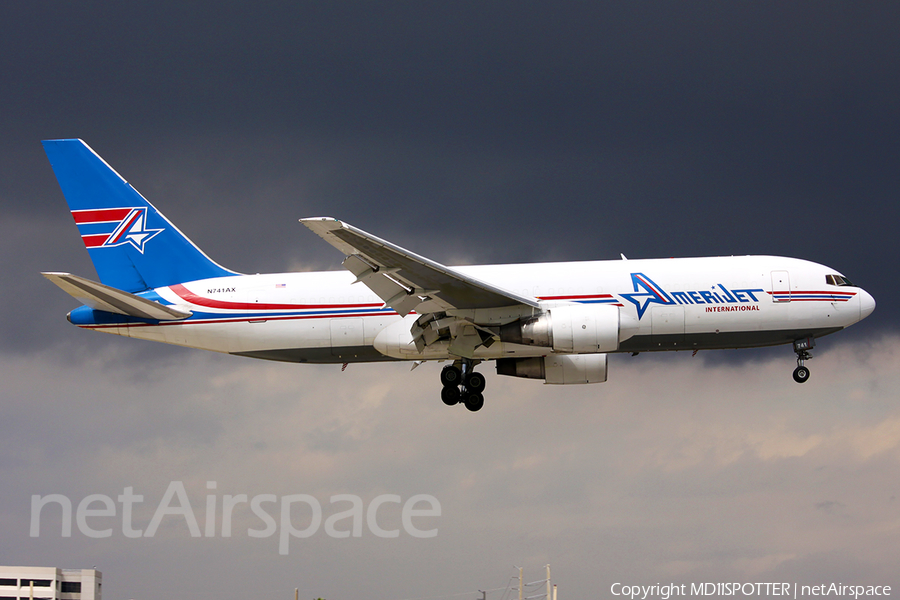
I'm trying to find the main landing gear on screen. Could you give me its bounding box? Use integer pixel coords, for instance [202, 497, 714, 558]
[792, 337, 814, 384]
[440, 360, 486, 412]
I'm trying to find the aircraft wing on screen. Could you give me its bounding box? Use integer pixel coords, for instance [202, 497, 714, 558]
[42, 272, 192, 321]
[301, 218, 540, 317]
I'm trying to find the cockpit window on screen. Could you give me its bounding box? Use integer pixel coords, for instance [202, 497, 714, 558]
[826, 274, 855, 287]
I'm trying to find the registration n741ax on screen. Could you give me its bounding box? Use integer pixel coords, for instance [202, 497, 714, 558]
[42, 139, 875, 412]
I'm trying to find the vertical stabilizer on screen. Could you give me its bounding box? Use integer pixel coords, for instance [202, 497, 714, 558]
[42, 139, 237, 292]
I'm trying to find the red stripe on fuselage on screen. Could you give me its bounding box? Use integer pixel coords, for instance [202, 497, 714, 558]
[170, 283, 385, 311]
[766, 290, 856, 296]
[537, 294, 615, 300]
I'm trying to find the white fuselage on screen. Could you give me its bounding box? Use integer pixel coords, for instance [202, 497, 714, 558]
[70, 255, 875, 364]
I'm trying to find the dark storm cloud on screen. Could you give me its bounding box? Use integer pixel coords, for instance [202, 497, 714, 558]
[1, 1, 895, 352]
[6, 3, 898, 142]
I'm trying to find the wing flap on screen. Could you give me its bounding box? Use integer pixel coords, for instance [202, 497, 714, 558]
[42, 272, 191, 321]
[342, 253, 430, 315]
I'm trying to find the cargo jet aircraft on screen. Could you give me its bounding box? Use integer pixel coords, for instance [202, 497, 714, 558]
[42, 140, 876, 412]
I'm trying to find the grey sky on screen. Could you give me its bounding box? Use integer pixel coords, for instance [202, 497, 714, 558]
[2, 2, 898, 598]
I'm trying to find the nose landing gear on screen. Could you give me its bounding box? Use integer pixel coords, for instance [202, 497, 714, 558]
[440, 360, 485, 411]
[792, 337, 814, 383]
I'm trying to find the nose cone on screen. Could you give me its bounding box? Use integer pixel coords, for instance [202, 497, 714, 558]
[859, 289, 876, 321]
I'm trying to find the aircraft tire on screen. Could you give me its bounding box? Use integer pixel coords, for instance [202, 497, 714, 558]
[440, 365, 462, 387]
[463, 392, 485, 412]
[793, 366, 810, 383]
[441, 386, 460, 406]
[464, 371, 486, 393]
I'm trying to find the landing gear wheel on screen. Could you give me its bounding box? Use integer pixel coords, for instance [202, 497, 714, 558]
[441, 386, 460, 406]
[440, 360, 485, 412]
[463, 391, 484, 412]
[440, 365, 462, 387]
[793, 366, 810, 384]
[464, 371, 486, 393]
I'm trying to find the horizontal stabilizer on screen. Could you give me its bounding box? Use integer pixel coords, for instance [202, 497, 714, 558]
[42, 272, 191, 321]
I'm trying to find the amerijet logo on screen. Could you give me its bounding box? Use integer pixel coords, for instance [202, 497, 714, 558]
[72, 207, 163, 253]
[620, 273, 673, 319]
[620, 272, 765, 319]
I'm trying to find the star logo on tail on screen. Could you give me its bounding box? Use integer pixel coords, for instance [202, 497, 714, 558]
[102, 208, 163, 253]
[620, 272, 674, 319]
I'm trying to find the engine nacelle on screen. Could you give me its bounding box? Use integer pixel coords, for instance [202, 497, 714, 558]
[496, 353, 608, 384]
[500, 304, 630, 353]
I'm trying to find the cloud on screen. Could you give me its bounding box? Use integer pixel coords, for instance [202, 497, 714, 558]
[2, 334, 899, 597]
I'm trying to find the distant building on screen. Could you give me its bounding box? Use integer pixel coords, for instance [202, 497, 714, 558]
[0, 567, 101, 600]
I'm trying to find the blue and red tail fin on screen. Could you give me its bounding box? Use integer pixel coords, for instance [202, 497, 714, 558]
[42, 139, 237, 293]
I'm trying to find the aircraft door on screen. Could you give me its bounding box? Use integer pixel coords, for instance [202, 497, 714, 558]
[771, 270, 791, 302]
[650, 305, 685, 347]
[331, 318, 364, 354]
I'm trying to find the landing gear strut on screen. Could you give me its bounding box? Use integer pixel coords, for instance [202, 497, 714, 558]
[792, 337, 814, 384]
[440, 360, 485, 411]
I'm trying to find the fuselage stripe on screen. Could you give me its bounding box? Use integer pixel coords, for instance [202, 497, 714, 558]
[78, 310, 395, 329]
[535, 294, 624, 307]
[537, 294, 616, 300]
[767, 290, 856, 302]
[169, 283, 385, 311]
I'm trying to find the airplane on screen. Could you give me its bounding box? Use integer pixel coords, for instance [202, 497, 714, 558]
[41, 139, 876, 412]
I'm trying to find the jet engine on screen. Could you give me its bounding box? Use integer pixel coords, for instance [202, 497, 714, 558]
[496, 353, 608, 384]
[499, 304, 633, 353]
